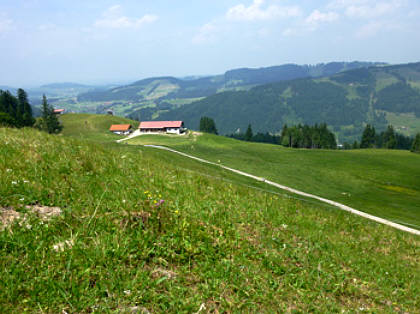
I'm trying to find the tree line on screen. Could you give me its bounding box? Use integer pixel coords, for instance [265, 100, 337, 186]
[0, 89, 35, 127]
[356, 124, 416, 151]
[227, 123, 337, 149]
[0, 89, 62, 134]
[200, 116, 420, 153]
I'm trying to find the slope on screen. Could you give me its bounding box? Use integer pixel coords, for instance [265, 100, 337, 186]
[127, 132, 420, 229]
[1, 126, 419, 312]
[158, 62, 420, 141]
[60, 113, 139, 142]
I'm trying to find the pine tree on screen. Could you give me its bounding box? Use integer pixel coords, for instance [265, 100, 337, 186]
[411, 133, 420, 153]
[17, 89, 34, 127]
[382, 125, 396, 149]
[360, 124, 376, 148]
[40, 94, 62, 134]
[199, 116, 218, 134]
[245, 124, 253, 141]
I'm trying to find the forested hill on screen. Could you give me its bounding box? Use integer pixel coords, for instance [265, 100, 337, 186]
[77, 61, 381, 103]
[157, 62, 420, 142]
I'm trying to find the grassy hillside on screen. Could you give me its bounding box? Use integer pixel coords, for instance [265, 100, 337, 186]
[158, 62, 420, 141]
[1, 126, 419, 312]
[60, 113, 139, 142]
[127, 133, 420, 229]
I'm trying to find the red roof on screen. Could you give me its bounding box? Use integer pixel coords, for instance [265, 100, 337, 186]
[139, 121, 183, 129]
[53, 109, 65, 113]
[109, 124, 132, 131]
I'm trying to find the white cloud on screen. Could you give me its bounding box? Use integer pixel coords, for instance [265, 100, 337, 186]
[38, 23, 56, 32]
[306, 10, 339, 24]
[328, 0, 403, 18]
[0, 16, 13, 34]
[346, 2, 401, 18]
[355, 21, 383, 38]
[95, 5, 158, 29]
[192, 23, 218, 44]
[226, 0, 301, 21]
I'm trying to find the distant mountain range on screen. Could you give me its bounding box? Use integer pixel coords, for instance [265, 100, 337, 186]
[78, 61, 383, 104]
[157, 62, 420, 142]
[4, 61, 420, 141]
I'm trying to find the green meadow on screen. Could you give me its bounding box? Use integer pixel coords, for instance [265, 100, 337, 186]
[127, 132, 420, 229]
[61, 113, 138, 142]
[0, 114, 419, 312]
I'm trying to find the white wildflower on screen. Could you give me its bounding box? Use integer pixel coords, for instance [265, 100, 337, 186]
[6, 169, 12, 172]
[11, 181, 17, 185]
[123, 290, 131, 295]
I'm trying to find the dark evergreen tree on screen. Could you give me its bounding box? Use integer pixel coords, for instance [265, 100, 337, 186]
[382, 125, 396, 149]
[0, 112, 15, 126]
[199, 116, 218, 134]
[360, 124, 376, 148]
[411, 133, 420, 153]
[17, 89, 34, 127]
[352, 141, 359, 149]
[245, 124, 253, 141]
[40, 94, 62, 134]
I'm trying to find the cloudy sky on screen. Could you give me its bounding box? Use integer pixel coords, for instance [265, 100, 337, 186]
[1, 0, 419, 86]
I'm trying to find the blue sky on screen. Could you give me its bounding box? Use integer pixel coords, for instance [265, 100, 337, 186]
[1, 0, 419, 86]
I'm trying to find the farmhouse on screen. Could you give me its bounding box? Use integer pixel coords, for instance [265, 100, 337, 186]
[109, 124, 133, 135]
[53, 109, 65, 115]
[139, 121, 185, 134]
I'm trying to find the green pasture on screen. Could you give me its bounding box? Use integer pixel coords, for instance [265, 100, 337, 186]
[127, 132, 420, 229]
[0, 126, 419, 312]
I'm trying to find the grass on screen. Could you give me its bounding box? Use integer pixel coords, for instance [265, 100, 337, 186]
[60, 113, 139, 143]
[127, 132, 420, 229]
[1, 126, 419, 312]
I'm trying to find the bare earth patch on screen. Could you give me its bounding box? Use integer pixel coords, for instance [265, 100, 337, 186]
[151, 268, 177, 280]
[0, 205, 62, 230]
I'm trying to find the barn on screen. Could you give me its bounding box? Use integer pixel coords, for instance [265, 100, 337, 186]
[138, 121, 185, 135]
[109, 124, 133, 135]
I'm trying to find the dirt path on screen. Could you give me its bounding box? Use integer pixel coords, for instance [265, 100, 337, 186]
[144, 144, 420, 236]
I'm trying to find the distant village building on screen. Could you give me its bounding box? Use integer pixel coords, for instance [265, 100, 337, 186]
[53, 109, 65, 115]
[138, 121, 185, 134]
[109, 124, 133, 135]
[106, 109, 114, 115]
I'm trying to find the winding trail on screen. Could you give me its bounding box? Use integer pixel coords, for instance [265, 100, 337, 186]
[144, 144, 420, 236]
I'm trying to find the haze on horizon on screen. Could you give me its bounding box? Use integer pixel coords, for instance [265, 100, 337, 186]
[1, 0, 419, 87]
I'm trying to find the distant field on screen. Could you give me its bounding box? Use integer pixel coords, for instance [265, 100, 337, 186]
[385, 111, 420, 137]
[127, 132, 420, 229]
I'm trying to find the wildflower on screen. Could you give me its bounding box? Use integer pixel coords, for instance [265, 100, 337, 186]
[23, 180, 29, 183]
[6, 169, 12, 172]
[122, 199, 126, 204]
[12, 181, 17, 185]
[175, 209, 179, 214]
[123, 290, 131, 295]
[155, 199, 165, 207]
[19, 198, 25, 201]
